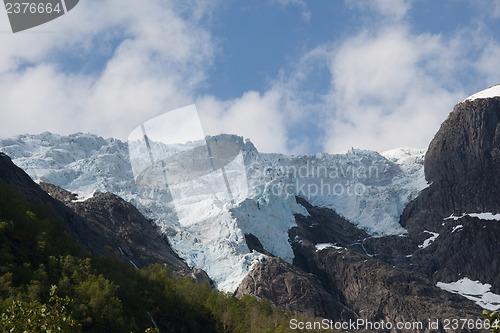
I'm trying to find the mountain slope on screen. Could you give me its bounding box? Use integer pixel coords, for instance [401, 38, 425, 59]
[236, 88, 500, 326]
[39, 182, 210, 282]
[1, 87, 499, 329]
[235, 195, 482, 331]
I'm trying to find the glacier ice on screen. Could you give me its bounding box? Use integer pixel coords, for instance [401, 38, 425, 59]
[0, 132, 428, 292]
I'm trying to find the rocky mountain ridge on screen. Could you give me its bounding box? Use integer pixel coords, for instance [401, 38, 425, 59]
[1, 150, 485, 331]
[236, 92, 500, 329]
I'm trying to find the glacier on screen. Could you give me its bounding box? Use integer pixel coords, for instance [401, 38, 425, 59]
[0, 132, 427, 291]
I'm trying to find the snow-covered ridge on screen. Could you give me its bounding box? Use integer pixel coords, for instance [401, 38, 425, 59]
[0, 132, 427, 291]
[463, 84, 500, 102]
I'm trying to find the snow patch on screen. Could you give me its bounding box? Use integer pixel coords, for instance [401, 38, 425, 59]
[463, 84, 500, 102]
[315, 243, 344, 251]
[445, 213, 500, 221]
[418, 231, 439, 249]
[436, 278, 500, 311]
[451, 225, 463, 233]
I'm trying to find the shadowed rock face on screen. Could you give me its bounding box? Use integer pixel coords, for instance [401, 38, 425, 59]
[235, 256, 357, 321]
[425, 97, 500, 194]
[423, 97, 500, 217]
[403, 98, 500, 233]
[0, 153, 210, 283]
[0, 153, 57, 208]
[400, 97, 500, 290]
[40, 182, 206, 277]
[309, 245, 480, 330]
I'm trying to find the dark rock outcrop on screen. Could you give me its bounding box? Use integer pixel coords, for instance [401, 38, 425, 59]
[244, 233, 274, 257]
[425, 97, 500, 205]
[400, 97, 500, 290]
[40, 182, 210, 281]
[0, 153, 59, 208]
[310, 245, 480, 331]
[235, 256, 356, 320]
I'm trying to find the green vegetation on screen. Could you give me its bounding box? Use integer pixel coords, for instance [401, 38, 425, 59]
[0, 180, 322, 332]
[0, 285, 81, 332]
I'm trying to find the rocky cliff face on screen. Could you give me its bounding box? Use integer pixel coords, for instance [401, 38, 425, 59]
[425, 97, 500, 198]
[402, 98, 500, 234]
[400, 97, 500, 290]
[235, 256, 357, 320]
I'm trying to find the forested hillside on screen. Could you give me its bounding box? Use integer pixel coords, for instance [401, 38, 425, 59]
[0, 179, 321, 332]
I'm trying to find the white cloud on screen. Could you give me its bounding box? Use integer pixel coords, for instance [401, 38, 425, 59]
[194, 17, 500, 155]
[0, 0, 214, 140]
[1, 0, 500, 156]
[260, 22, 500, 154]
[321, 26, 468, 152]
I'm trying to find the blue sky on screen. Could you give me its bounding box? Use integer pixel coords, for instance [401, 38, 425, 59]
[0, 0, 499, 154]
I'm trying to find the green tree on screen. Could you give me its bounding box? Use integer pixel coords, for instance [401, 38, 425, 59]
[0, 285, 81, 332]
